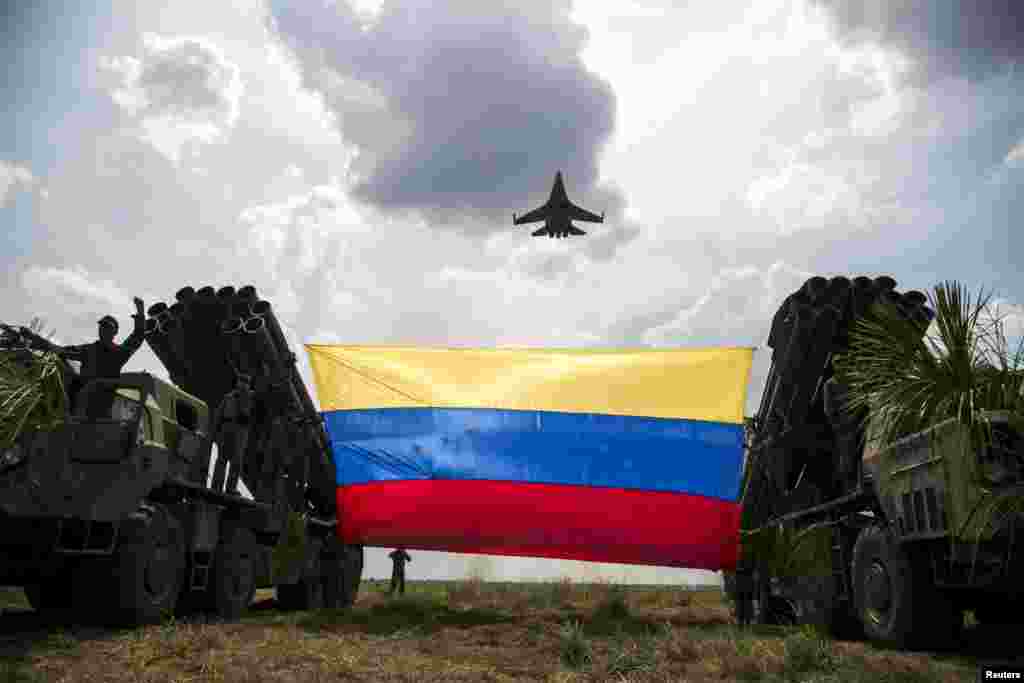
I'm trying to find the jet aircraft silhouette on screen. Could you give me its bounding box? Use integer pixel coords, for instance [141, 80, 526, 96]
[513, 171, 604, 238]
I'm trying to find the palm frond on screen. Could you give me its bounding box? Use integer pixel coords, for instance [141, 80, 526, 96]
[833, 280, 1022, 450]
[0, 349, 69, 450]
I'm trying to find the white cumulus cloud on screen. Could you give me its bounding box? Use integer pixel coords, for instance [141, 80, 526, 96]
[22, 265, 131, 314]
[991, 299, 1024, 344]
[745, 162, 868, 234]
[643, 261, 813, 347]
[100, 33, 244, 163]
[0, 161, 36, 207]
[239, 181, 369, 278]
[1006, 139, 1024, 166]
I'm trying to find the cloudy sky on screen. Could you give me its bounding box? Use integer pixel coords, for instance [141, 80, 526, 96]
[3, 0, 1023, 585]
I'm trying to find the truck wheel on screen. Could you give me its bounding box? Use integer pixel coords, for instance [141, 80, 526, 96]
[346, 545, 364, 603]
[277, 550, 324, 611]
[115, 504, 186, 625]
[322, 540, 363, 608]
[759, 594, 798, 626]
[795, 575, 863, 640]
[208, 525, 258, 621]
[851, 525, 961, 650]
[749, 572, 797, 626]
[798, 595, 863, 639]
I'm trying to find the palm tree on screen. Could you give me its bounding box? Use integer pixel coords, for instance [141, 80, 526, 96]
[0, 317, 68, 450]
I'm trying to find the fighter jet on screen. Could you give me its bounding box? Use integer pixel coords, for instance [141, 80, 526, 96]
[513, 171, 604, 238]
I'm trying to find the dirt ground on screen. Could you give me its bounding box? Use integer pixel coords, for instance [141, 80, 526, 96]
[0, 579, 1019, 682]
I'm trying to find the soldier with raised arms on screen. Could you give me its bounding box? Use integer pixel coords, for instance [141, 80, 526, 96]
[58, 297, 147, 416]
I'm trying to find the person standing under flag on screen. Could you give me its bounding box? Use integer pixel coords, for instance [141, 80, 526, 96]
[388, 548, 411, 596]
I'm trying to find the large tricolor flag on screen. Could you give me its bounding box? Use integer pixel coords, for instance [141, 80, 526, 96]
[306, 345, 753, 571]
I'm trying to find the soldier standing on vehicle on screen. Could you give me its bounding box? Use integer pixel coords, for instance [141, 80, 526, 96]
[211, 375, 254, 494]
[59, 297, 147, 416]
[389, 548, 411, 596]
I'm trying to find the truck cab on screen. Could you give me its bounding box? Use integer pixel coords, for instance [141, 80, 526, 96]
[0, 373, 209, 570]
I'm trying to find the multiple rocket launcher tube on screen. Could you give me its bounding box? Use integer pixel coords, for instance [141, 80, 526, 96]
[144, 285, 312, 414]
[759, 275, 934, 436]
[742, 274, 935, 531]
[142, 285, 335, 514]
[145, 285, 259, 399]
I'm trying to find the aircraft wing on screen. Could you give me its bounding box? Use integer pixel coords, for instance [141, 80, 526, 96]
[513, 205, 548, 225]
[567, 202, 604, 223]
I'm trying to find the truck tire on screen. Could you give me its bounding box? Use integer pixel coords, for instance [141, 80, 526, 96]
[851, 525, 961, 650]
[749, 571, 796, 626]
[208, 525, 258, 620]
[794, 574, 863, 640]
[115, 504, 186, 625]
[796, 594, 863, 640]
[322, 540, 363, 608]
[347, 545, 364, 604]
[277, 545, 324, 611]
[759, 593, 798, 626]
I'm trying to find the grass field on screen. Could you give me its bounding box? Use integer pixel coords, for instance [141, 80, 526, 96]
[0, 579, 1018, 682]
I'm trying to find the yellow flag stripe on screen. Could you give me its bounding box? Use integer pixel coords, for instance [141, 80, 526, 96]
[306, 345, 753, 424]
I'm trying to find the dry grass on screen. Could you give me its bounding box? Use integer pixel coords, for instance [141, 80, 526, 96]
[0, 580, 1001, 682]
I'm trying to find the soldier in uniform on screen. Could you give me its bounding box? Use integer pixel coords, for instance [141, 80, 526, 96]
[211, 375, 254, 495]
[388, 547, 411, 596]
[59, 297, 147, 417]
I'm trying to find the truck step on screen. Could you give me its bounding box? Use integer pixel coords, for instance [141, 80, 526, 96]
[189, 551, 213, 591]
[831, 539, 849, 599]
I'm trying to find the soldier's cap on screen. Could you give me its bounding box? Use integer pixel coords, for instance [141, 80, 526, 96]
[98, 315, 119, 330]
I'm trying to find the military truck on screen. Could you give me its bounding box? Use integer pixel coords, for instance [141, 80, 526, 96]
[0, 285, 363, 625]
[726, 275, 1023, 650]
